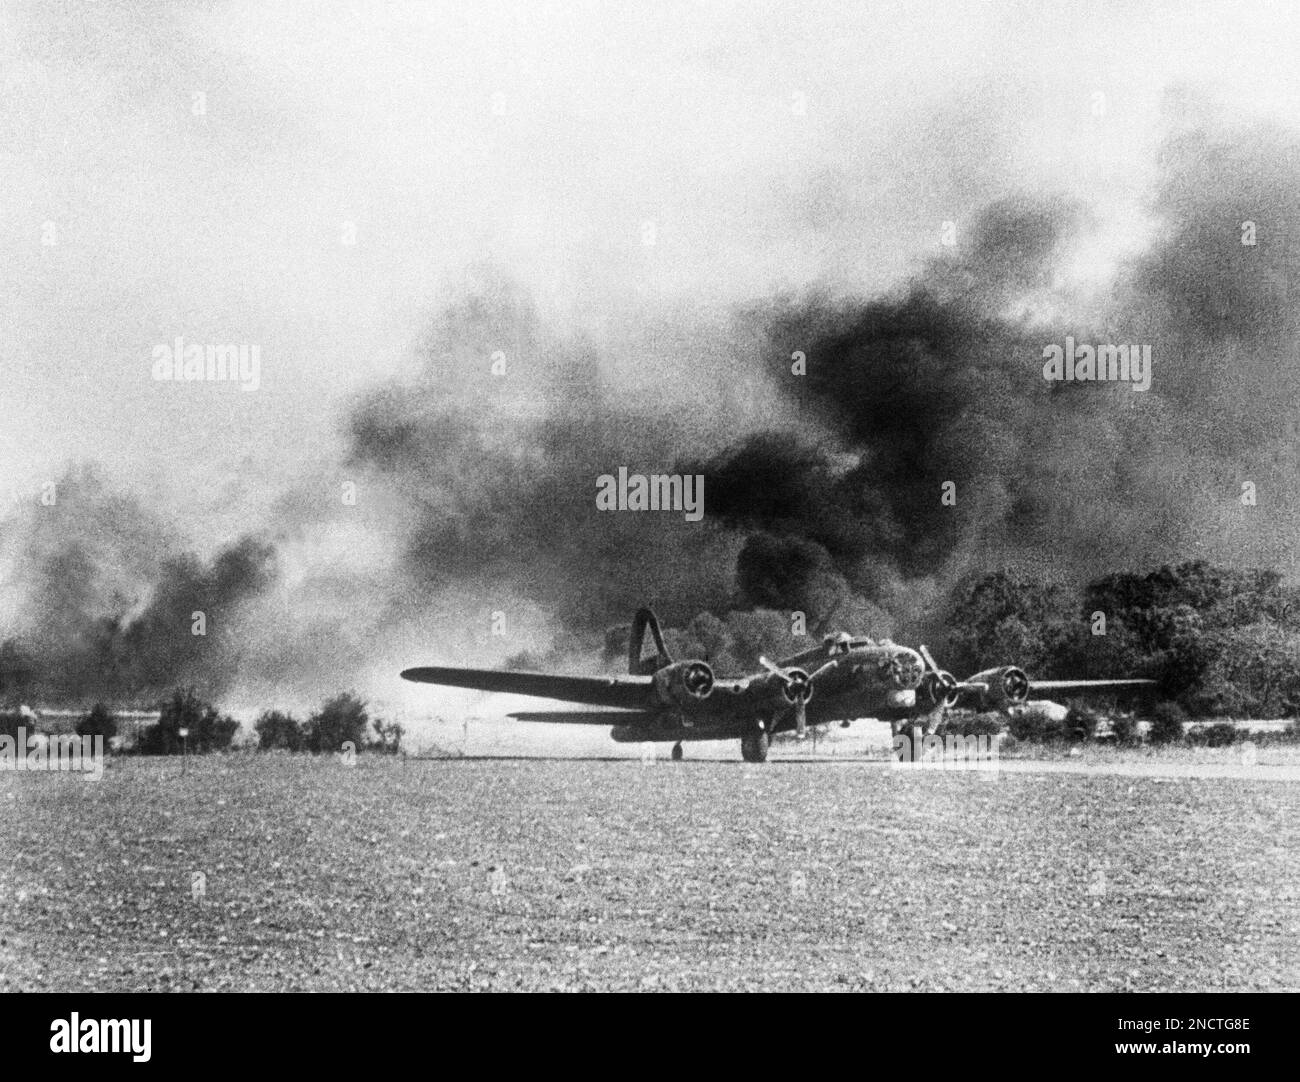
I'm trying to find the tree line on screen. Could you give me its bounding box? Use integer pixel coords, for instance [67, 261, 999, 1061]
[940, 560, 1300, 718]
[1, 690, 404, 756]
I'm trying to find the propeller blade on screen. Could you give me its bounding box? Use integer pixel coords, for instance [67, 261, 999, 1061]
[918, 644, 942, 675]
[759, 656, 813, 737]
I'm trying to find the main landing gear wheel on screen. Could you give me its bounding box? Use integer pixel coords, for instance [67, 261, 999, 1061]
[671, 742, 683, 761]
[740, 732, 769, 763]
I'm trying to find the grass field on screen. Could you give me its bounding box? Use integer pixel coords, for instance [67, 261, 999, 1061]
[1, 754, 1297, 991]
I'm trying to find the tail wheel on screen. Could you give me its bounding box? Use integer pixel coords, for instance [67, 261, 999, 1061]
[740, 732, 769, 763]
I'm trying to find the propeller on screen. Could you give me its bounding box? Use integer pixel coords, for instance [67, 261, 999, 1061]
[1001, 667, 1031, 702]
[758, 656, 813, 738]
[917, 645, 960, 708]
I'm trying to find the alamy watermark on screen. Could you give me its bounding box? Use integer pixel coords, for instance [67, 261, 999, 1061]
[891, 730, 1000, 774]
[0, 728, 104, 781]
[1042, 337, 1152, 391]
[50, 1013, 150, 1062]
[151, 336, 261, 391]
[595, 468, 704, 522]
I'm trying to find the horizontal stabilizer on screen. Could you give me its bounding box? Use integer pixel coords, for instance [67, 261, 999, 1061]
[400, 666, 654, 709]
[510, 710, 658, 725]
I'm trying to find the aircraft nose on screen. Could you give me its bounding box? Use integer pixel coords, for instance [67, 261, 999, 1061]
[889, 648, 925, 690]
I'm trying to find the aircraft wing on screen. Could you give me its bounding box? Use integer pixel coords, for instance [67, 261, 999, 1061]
[400, 666, 655, 710]
[1028, 679, 1156, 694]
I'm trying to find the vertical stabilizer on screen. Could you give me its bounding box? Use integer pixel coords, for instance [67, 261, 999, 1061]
[629, 608, 673, 675]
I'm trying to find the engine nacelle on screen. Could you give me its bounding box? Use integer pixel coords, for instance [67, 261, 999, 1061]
[747, 668, 813, 706]
[921, 669, 961, 707]
[652, 660, 714, 706]
[967, 666, 1030, 708]
[888, 648, 926, 690]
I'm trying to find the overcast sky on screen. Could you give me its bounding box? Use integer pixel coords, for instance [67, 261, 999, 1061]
[4, 0, 1300, 522]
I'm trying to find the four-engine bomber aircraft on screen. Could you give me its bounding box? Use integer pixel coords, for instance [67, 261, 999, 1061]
[401, 608, 1153, 762]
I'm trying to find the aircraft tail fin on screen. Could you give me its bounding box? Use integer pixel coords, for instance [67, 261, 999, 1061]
[629, 608, 673, 675]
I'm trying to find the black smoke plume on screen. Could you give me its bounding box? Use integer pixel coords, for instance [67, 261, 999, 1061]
[0, 467, 276, 704]
[5, 117, 1300, 701]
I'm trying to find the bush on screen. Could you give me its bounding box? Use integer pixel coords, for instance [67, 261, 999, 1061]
[935, 712, 1004, 738]
[76, 703, 118, 741]
[371, 717, 405, 755]
[0, 711, 25, 742]
[1007, 703, 1067, 743]
[194, 710, 237, 753]
[139, 688, 238, 755]
[1064, 702, 1103, 742]
[135, 723, 168, 755]
[1188, 721, 1240, 748]
[305, 692, 369, 754]
[1149, 701, 1187, 745]
[255, 710, 305, 751]
[1109, 713, 1140, 746]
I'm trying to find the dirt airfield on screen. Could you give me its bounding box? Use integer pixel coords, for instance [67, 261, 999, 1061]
[1, 752, 1296, 992]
